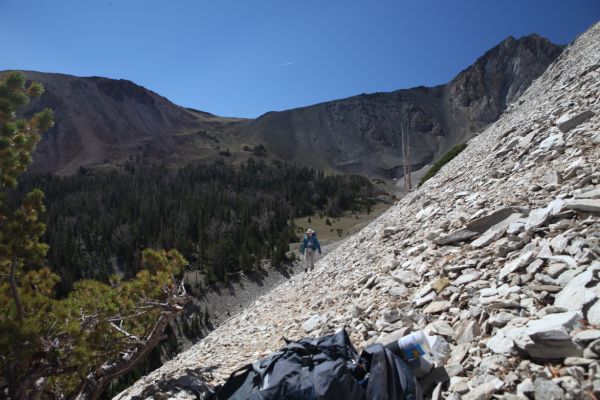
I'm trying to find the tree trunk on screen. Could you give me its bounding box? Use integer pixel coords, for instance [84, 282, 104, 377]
[7, 364, 27, 400]
[10, 256, 24, 323]
[73, 304, 185, 400]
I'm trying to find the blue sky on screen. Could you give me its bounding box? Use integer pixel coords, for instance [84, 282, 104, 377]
[1, 1, 599, 118]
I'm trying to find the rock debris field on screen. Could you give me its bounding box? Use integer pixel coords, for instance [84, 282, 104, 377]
[118, 22, 600, 400]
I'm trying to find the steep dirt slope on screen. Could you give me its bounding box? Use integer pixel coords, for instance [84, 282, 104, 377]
[117, 21, 600, 399]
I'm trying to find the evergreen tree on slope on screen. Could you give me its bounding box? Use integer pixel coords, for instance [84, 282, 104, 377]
[0, 71, 189, 399]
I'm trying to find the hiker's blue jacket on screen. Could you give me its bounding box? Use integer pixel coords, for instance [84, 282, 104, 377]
[300, 235, 321, 255]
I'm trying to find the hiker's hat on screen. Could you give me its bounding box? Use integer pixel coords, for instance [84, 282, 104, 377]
[306, 229, 313, 234]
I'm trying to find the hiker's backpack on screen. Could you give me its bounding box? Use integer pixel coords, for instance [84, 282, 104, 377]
[210, 329, 422, 400]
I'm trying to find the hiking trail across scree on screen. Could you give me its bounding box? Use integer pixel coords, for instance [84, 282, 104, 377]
[117, 22, 600, 399]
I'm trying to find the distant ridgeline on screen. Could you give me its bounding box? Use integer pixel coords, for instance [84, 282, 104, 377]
[14, 159, 375, 294]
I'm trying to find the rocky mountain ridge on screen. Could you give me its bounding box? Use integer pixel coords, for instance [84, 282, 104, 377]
[237, 34, 562, 180]
[12, 33, 562, 181]
[116, 21, 600, 399]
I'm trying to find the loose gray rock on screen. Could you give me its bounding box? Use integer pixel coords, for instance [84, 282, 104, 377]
[462, 382, 496, 400]
[565, 199, 600, 213]
[389, 285, 407, 297]
[513, 311, 584, 359]
[539, 134, 565, 151]
[302, 315, 323, 333]
[517, 378, 534, 397]
[586, 300, 600, 326]
[556, 109, 595, 132]
[533, 378, 565, 400]
[423, 301, 451, 314]
[554, 269, 596, 311]
[572, 329, 600, 344]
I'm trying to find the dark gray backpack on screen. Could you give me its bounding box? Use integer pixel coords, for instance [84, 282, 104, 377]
[210, 329, 422, 400]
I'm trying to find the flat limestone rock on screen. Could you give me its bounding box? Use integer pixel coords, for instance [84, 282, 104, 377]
[527, 199, 566, 227]
[453, 273, 480, 286]
[573, 329, 600, 343]
[466, 207, 524, 233]
[565, 199, 600, 213]
[556, 109, 595, 132]
[423, 300, 451, 314]
[575, 187, 600, 199]
[554, 270, 596, 311]
[426, 321, 454, 337]
[447, 343, 470, 365]
[434, 228, 479, 246]
[512, 311, 584, 360]
[499, 251, 536, 280]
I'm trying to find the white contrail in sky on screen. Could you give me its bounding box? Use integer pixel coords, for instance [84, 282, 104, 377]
[271, 61, 295, 69]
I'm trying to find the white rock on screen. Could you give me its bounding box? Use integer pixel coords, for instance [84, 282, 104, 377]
[390, 270, 415, 285]
[499, 251, 536, 280]
[539, 134, 565, 151]
[573, 329, 600, 343]
[554, 269, 596, 311]
[389, 285, 407, 297]
[453, 272, 481, 286]
[511, 311, 584, 359]
[382, 226, 400, 237]
[426, 321, 454, 337]
[302, 315, 323, 333]
[586, 300, 600, 326]
[565, 199, 600, 213]
[423, 301, 451, 314]
[462, 382, 496, 400]
[486, 329, 515, 354]
[517, 378, 534, 397]
[414, 291, 436, 307]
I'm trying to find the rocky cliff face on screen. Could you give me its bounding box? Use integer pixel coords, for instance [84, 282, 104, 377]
[233, 34, 562, 180]
[13, 34, 561, 180]
[116, 22, 600, 399]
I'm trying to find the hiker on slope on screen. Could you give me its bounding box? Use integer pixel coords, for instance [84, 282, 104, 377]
[300, 228, 321, 272]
